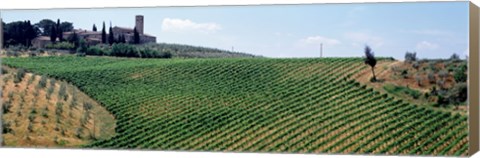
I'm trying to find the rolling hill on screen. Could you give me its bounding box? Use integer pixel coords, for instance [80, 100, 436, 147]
[1, 56, 468, 156]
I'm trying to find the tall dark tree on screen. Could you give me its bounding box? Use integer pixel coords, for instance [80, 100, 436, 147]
[101, 22, 106, 44]
[50, 25, 57, 43]
[56, 19, 64, 42]
[2, 20, 7, 47]
[25, 20, 37, 47]
[108, 25, 114, 45]
[59, 22, 73, 32]
[3, 21, 39, 47]
[450, 53, 460, 61]
[92, 24, 97, 32]
[68, 31, 79, 48]
[133, 27, 140, 44]
[35, 19, 56, 36]
[364, 45, 377, 82]
[120, 35, 127, 43]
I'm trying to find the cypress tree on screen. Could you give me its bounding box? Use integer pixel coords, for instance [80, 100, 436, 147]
[101, 22, 106, 44]
[108, 25, 114, 45]
[50, 26, 57, 43]
[121, 35, 127, 43]
[69, 31, 79, 48]
[92, 24, 97, 32]
[25, 20, 36, 47]
[56, 19, 63, 42]
[364, 45, 377, 82]
[133, 27, 140, 44]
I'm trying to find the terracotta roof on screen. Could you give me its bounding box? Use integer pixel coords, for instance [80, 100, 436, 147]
[142, 34, 155, 37]
[85, 37, 101, 41]
[64, 29, 101, 35]
[113, 26, 134, 31]
[34, 36, 51, 41]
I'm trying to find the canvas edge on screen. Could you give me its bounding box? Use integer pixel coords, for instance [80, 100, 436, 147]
[468, 1, 480, 156]
[0, 11, 4, 148]
[0, 2, 476, 156]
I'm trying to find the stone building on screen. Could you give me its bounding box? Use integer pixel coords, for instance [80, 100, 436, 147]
[32, 36, 54, 48]
[32, 15, 156, 47]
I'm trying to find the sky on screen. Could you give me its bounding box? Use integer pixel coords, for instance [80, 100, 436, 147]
[0, 2, 470, 59]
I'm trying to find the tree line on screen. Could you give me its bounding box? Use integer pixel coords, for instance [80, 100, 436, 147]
[2, 18, 141, 48]
[2, 19, 73, 47]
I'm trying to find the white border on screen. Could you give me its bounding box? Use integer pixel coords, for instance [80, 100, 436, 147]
[1, 0, 479, 158]
[0, 0, 470, 9]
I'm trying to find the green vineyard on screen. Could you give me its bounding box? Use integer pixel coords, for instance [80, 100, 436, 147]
[2, 56, 468, 156]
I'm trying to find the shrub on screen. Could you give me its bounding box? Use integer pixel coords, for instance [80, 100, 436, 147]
[27, 75, 35, 85]
[438, 70, 449, 79]
[46, 42, 75, 50]
[436, 79, 445, 88]
[449, 82, 467, 103]
[83, 102, 93, 112]
[76, 128, 84, 139]
[401, 69, 408, 79]
[404, 52, 417, 63]
[37, 76, 48, 89]
[27, 122, 34, 132]
[58, 83, 67, 100]
[450, 53, 460, 61]
[14, 68, 26, 84]
[415, 75, 424, 86]
[427, 72, 436, 83]
[38, 48, 45, 53]
[428, 61, 437, 72]
[28, 51, 38, 57]
[6, 51, 20, 57]
[454, 64, 467, 83]
[2, 121, 13, 134]
[76, 53, 86, 57]
[454, 69, 467, 83]
[76, 39, 88, 53]
[55, 102, 64, 116]
[2, 101, 12, 114]
[412, 61, 420, 70]
[111, 43, 137, 57]
[1, 67, 8, 74]
[49, 78, 56, 87]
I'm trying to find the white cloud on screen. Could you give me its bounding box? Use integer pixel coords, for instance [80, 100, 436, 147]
[161, 18, 222, 33]
[416, 41, 439, 50]
[344, 32, 384, 48]
[299, 36, 341, 46]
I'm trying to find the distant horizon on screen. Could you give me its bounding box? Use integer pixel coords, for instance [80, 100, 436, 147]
[1, 2, 469, 59]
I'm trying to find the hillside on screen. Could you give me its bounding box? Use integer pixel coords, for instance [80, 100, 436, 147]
[354, 59, 468, 114]
[2, 56, 468, 156]
[1, 66, 116, 147]
[143, 43, 259, 58]
[1, 43, 260, 59]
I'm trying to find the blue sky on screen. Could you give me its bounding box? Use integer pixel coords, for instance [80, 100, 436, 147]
[1, 2, 469, 59]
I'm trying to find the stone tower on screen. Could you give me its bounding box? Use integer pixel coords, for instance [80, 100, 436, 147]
[135, 15, 144, 35]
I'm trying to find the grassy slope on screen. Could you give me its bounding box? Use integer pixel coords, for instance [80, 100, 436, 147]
[2, 56, 468, 156]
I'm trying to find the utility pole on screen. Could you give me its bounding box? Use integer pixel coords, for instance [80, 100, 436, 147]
[320, 43, 323, 58]
[231, 46, 234, 52]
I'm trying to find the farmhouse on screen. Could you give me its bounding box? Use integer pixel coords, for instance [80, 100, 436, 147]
[32, 15, 156, 47]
